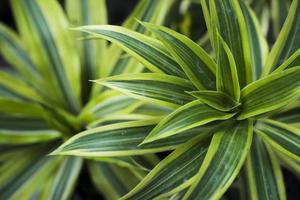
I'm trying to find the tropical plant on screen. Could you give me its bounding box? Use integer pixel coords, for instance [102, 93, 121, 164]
[0, 0, 176, 199]
[53, 0, 300, 199]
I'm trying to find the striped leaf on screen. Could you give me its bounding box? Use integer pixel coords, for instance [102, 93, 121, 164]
[187, 91, 240, 112]
[80, 90, 138, 124]
[255, 119, 300, 161]
[142, 23, 216, 90]
[184, 120, 253, 199]
[263, 0, 300, 74]
[240, 2, 269, 80]
[274, 48, 300, 72]
[209, 0, 252, 87]
[47, 157, 83, 200]
[277, 151, 300, 177]
[0, 71, 43, 103]
[91, 0, 175, 96]
[271, 0, 290, 37]
[94, 73, 195, 108]
[94, 154, 159, 172]
[0, 142, 61, 199]
[216, 33, 240, 101]
[244, 136, 286, 200]
[88, 161, 142, 199]
[0, 23, 47, 95]
[52, 120, 215, 157]
[142, 101, 235, 144]
[66, 0, 107, 100]
[75, 25, 186, 78]
[271, 101, 300, 125]
[122, 136, 209, 200]
[238, 66, 300, 120]
[11, 0, 81, 113]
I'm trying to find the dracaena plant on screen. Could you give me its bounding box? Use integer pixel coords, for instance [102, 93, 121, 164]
[0, 0, 176, 199]
[53, 0, 300, 199]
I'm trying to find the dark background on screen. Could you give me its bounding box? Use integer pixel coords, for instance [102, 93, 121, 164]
[0, 0, 299, 199]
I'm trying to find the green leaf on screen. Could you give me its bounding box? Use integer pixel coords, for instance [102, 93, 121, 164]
[209, 0, 252, 87]
[263, 0, 300, 74]
[271, 0, 290, 37]
[0, 71, 43, 103]
[51, 120, 213, 157]
[277, 151, 300, 177]
[142, 101, 235, 144]
[0, 100, 64, 144]
[88, 161, 142, 199]
[255, 119, 300, 161]
[274, 48, 300, 72]
[75, 25, 186, 78]
[183, 120, 253, 199]
[47, 157, 83, 200]
[80, 90, 138, 124]
[271, 101, 300, 125]
[0, 142, 61, 199]
[122, 136, 209, 200]
[187, 90, 240, 112]
[0, 23, 47, 95]
[239, 2, 269, 80]
[66, 0, 107, 100]
[11, 0, 81, 113]
[216, 33, 240, 101]
[244, 136, 286, 200]
[94, 73, 195, 108]
[238, 66, 300, 120]
[91, 0, 176, 97]
[142, 23, 216, 90]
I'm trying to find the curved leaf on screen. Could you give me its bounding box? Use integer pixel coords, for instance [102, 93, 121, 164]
[187, 90, 240, 112]
[263, 0, 300, 74]
[239, 66, 300, 120]
[11, 0, 81, 113]
[47, 157, 83, 200]
[216, 33, 240, 101]
[122, 136, 209, 200]
[209, 0, 252, 87]
[51, 120, 213, 157]
[244, 136, 286, 200]
[142, 101, 235, 144]
[183, 120, 253, 199]
[94, 73, 195, 108]
[256, 119, 300, 161]
[75, 25, 186, 78]
[142, 23, 216, 90]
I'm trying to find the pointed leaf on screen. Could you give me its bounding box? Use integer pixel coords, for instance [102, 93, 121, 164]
[143, 101, 235, 144]
[47, 157, 82, 200]
[216, 33, 240, 101]
[263, 0, 300, 74]
[88, 161, 143, 199]
[94, 73, 195, 108]
[239, 2, 269, 80]
[122, 136, 209, 200]
[51, 120, 212, 157]
[244, 136, 286, 200]
[184, 120, 253, 199]
[11, 0, 81, 113]
[209, 0, 252, 87]
[239, 66, 300, 120]
[76, 25, 186, 78]
[143, 23, 216, 90]
[66, 0, 107, 99]
[256, 119, 300, 161]
[187, 90, 240, 112]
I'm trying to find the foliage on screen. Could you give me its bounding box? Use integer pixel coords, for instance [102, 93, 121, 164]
[0, 0, 176, 199]
[53, 0, 300, 199]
